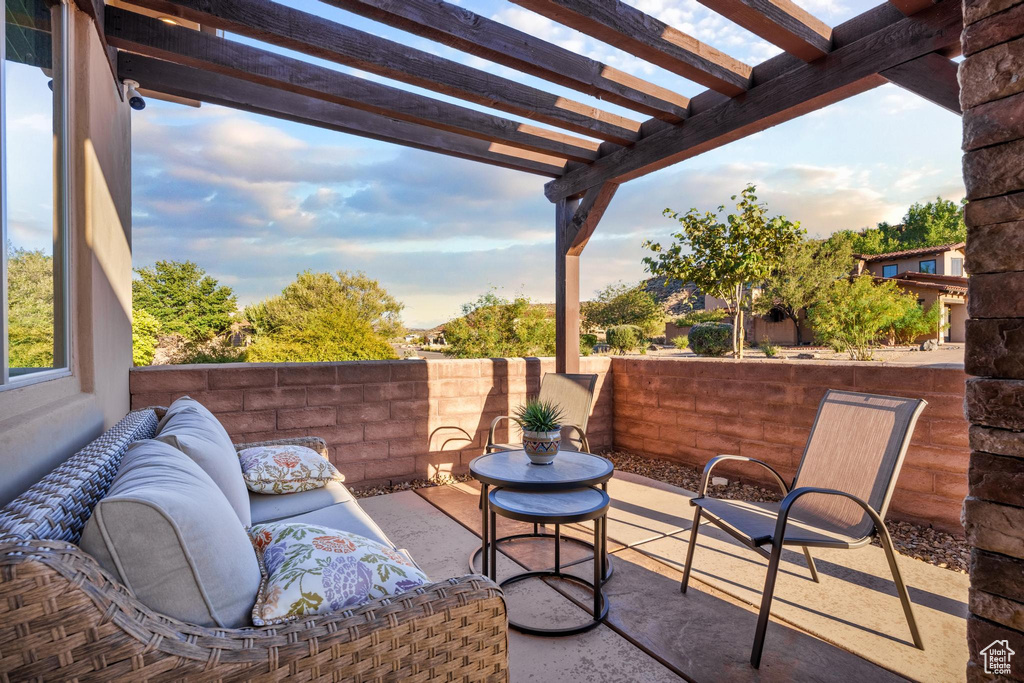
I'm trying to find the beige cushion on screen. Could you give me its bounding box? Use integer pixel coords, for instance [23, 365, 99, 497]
[157, 395, 228, 438]
[156, 408, 251, 527]
[80, 440, 261, 628]
[282, 500, 395, 549]
[249, 481, 355, 524]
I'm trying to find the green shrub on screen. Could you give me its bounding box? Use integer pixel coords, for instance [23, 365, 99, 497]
[674, 308, 728, 327]
[580, 333, 598, 356]
[759, 340, 779, 358]
[671, 335, 689, 350]
[689, 322, 732, 357]
[606, 325, 644, 354]
[132, 308, 161, 366]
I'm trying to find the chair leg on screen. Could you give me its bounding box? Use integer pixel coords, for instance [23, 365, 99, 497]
[751, 538, 785, 669]
[802, 546, 820, 583]
[877, 523, 925, 650]
[680, 507, 703, 594]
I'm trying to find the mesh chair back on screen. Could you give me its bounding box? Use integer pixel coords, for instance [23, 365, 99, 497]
[792, 390, 926, 540]
[537, 373, 598, 451]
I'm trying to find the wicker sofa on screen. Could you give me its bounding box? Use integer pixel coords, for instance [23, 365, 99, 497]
[0, 408, 508, 682]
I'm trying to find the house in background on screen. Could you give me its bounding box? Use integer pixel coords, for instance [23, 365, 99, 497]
[683, 242, 968, 347]
[854, 243, 968, 343]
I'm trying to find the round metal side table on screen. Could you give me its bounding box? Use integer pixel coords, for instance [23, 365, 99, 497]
[487, 486, 610, 636]
[468, 449, 614, 581]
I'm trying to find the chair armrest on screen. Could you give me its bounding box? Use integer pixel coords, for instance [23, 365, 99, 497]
[429, 425, 474, 451]
[234, 436, 328, 459]
[0, 540, 509, 682]
[697, 455, 790, 500]
[488, 415, 514, 450]
[774, 486, 882, 543]
[562, 424, 592, 453]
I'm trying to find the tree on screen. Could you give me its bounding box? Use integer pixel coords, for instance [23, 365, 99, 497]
[246, 305, 397, 362]
[442, 292, 555, 359]
[900, 197, 967, 248]
[7, 247, 54, 368]
[248, 270, 404, 340]
[839, 197, 966, 255]
[132, 308, 161, 366]
[582, 282, 664, 336]
[132, 261, 237, 341]
[643, 185, 804, 357]
[244, 271, 401, 362]
[753, 234, 854, 345]
[808, 275, 922, 360]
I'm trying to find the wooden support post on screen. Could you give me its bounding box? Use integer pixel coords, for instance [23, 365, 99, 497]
[555, 197, 581, 374]
[555, 183, 619, 373]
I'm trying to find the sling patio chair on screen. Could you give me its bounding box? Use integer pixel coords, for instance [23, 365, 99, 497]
[679, 389, 928, 668]
[430, 372, 599, 454]
[486, 372, 598, 454]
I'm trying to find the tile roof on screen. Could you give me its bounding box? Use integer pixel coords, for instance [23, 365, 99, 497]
[855, 242, 965, 262]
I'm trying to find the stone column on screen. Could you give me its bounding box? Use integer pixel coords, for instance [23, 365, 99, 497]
[960, 0, 1024, 678]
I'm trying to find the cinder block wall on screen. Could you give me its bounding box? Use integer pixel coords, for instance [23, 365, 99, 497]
[610, 357, 969, 533]
[959, 0, 1024, 677]
[130, 357, 612, 487]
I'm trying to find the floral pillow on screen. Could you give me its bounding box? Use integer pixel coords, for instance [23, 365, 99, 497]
[249, 522, 430, 626]
[238, 445, 343, 494]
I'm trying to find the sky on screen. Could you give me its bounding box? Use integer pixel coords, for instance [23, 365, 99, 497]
[7, 0, 967, 329]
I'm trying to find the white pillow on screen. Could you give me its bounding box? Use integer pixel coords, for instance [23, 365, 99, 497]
[239, 445, 344, 495]
[80, 440, 262, 628]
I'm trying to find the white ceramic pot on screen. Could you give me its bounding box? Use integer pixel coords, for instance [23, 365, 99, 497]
[522, 429, 561, 465]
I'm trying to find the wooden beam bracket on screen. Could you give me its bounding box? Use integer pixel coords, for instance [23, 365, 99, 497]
[881, 52, 961, 114]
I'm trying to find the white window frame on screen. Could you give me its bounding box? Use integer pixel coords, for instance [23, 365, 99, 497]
[1, 0, 72, 389]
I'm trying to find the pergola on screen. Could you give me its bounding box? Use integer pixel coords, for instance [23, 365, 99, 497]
[71, 0, 966, 374]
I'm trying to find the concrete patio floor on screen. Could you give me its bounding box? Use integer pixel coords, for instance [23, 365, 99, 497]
[359, 471, 969, 682]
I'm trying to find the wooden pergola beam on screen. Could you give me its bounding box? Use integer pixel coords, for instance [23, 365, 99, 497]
[118, 52, 567, 177]
[120, 0, 643, 145]
[889, 0, 938, 15]
[322, 0, 691, 122]
[881, 52, 961, 114]
[546, 0, 962, 201]
[564, 183, 619, 256]
[509, 0, 752, 96]
[105, 7, 601, 164]
[693, 0, 833, 62]
[555, 182, 618, 373]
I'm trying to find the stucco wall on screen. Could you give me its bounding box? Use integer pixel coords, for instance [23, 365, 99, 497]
[610, 357, 968, 533]
[863, 248, 965, 277]
[130, 357, 613, 487]
[0, 7, 132, 506]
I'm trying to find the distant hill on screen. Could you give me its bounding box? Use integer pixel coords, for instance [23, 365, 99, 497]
[641, 277, 705, 317]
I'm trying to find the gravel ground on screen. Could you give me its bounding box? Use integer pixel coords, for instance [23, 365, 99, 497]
[351, 473, 473, 499]
[349, 451, 967, 574]
[606, 450, 968, 574]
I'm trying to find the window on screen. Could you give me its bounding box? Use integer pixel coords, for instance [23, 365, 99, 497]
[951, 257, 964, 276]
[2, 0, 69, 387]
[881, 264, 898, 278]
[919, 259, 936, 274]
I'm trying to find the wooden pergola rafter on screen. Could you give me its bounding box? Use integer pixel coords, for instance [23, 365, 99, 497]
[104, 0, 965, 372]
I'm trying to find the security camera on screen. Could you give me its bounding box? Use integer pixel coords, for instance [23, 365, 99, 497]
[123, 79, 146, 111]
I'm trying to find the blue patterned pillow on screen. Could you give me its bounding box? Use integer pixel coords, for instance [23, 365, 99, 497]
[249, 522, 429, 626]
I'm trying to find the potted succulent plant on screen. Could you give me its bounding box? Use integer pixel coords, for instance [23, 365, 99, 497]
[513, 398, 566, 465]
